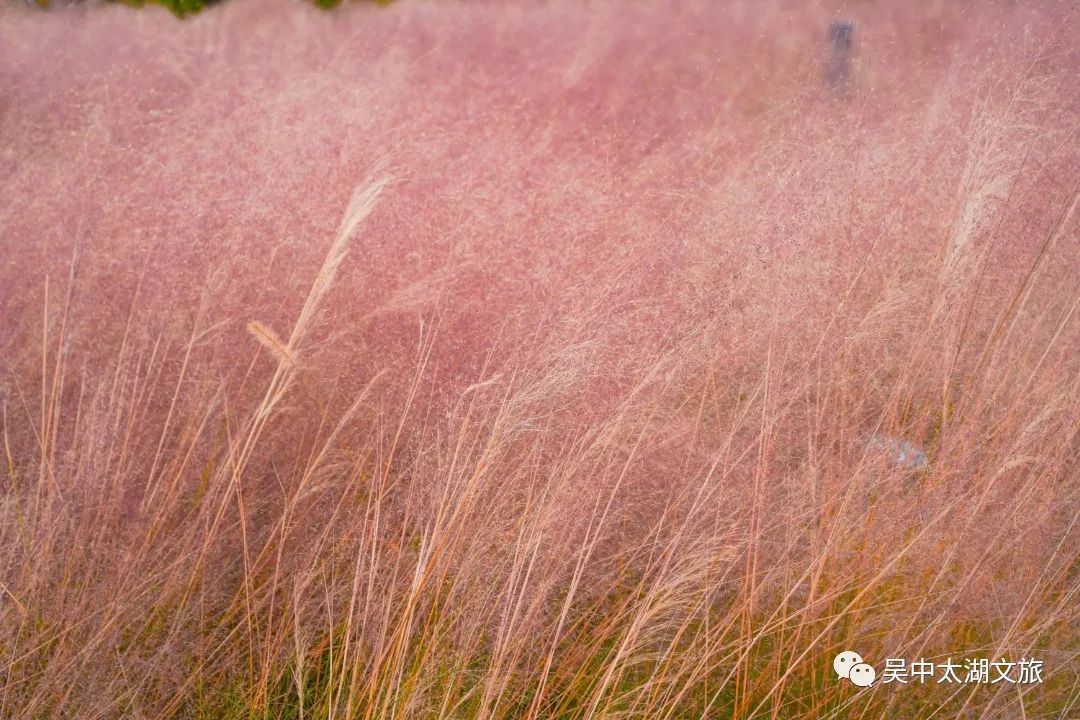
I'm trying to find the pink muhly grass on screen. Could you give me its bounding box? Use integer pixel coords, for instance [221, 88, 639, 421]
[0, 1, 1077, 719]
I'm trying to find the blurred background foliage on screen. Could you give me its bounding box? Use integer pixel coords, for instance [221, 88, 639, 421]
[31, 0, 397, 19]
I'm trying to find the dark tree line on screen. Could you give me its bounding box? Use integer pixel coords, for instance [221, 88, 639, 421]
[28, 0, 396, 18]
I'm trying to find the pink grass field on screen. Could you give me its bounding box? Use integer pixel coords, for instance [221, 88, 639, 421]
[1, 1, 1078, 718]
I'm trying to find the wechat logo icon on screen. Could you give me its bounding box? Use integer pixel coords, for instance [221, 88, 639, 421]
[834, 651, 876, 687]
